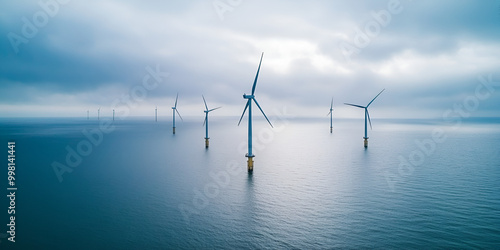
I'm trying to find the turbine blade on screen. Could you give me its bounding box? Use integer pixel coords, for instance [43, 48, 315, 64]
[251, 52, 264, 95]
[253, 98, 273, 128]
[331, 98, 334, 109]
[203, 115, 207, 126]
[176, 109, 183, 121]
[326, 111, 331, 117]
[367, 88, 385, 107]
[202, 95, 208, 111]
[344, 103, 366, 109]
[367, 109, 372, 130]
[238, 100, 250, 126]
[175, 93, 179, 108]
[208, 107, 222, 112]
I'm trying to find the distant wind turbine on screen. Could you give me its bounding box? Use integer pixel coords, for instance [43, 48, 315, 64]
[202, 95, 221, 148]
[327, 97, 334, 133]
[238, 52, 273, 173]
[172, 93, 183, 134]
[113, 109, 115, 121]
[155, 106, 158, 122]
[87, 110, 89, 120]
[344, 89, 385, 148]
[98, 107, 101, 120]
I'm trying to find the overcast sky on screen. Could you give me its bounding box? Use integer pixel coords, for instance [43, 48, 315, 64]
[1, 0, 499, 119]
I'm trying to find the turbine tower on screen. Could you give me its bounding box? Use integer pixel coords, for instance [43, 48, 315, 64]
[113, 109, 115, 121]
[97, 107, 101, 120]
[202, 95, 221, 148]
[172, 93, 183, 134]
[327, 97, 334, 133]
[238, 52, 273, 173]
[87, 110, 89, 120]
[155, 106, 158, 122]
[344, 89, 385, 148]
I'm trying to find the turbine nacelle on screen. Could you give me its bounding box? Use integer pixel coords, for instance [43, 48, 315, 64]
[243, 94, 254, 99]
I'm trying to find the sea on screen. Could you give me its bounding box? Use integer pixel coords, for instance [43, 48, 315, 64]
[0, 116, 499, 249]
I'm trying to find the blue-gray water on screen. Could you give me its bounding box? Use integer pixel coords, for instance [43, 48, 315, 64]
[1, 117, 499, 249]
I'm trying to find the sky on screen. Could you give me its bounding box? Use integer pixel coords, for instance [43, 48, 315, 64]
[1, 0, 499, 119]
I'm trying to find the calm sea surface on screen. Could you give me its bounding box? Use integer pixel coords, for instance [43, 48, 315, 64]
[0, 117, 499, 249]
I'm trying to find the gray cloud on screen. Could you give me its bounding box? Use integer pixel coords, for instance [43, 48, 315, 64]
[1, 0, 499, 118]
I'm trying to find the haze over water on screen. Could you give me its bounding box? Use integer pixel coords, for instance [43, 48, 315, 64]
[1, 117, 499, 249]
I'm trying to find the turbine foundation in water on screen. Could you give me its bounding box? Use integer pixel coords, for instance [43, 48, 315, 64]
[246, 155, 254, 173]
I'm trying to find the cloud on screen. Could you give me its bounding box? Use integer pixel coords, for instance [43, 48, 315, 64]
[1, 0, 499, 118]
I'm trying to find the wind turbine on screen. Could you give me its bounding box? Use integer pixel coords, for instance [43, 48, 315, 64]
[344, 89, 385, 148]
[87, 110, 89, 120]
[238, 52, 273, 173]
[327, 97, 334, 133]
[202, 95, 221, 148]
[97, 107, 101, 120]
[155, 106, 158, 122]
[172, 93, 183, 134]
[113, 109, 115, 121]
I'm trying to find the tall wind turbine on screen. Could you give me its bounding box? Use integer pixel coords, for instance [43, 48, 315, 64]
[202, 95, 221, 148]
[155, 106, 158, 122]
[172, 93, 183, 134]
[344, 89, 385, 148]
[97, 107, 101, 120]
[87, 110, 89, 120]
[113, 109, 115, 121]
[238, 52, 273, 173]
[327, 97, 334, 133]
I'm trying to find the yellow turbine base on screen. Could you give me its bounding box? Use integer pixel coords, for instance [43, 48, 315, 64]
[205, 138, 209, 148]
[364, 138, 368, 147]
[330, 127, 333, 133]
[173, 127, 175, 134]
[247, 157, 254, 172]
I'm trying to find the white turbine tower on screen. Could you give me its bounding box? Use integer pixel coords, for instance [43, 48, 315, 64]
[327, 97, 334, 133]
[344, 89, 385, 148]
[172, 94, 183, 134]
[238, 52, 273, 173]
[202, 95, 221, 148]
